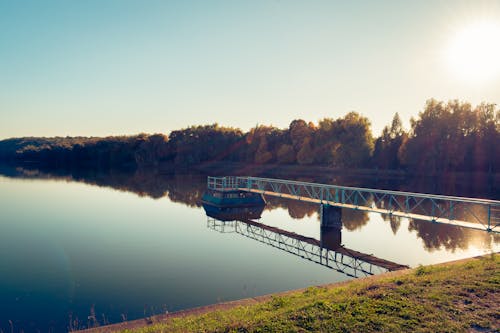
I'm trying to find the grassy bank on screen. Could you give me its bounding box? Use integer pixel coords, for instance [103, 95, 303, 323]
[83, 254, 499, 333]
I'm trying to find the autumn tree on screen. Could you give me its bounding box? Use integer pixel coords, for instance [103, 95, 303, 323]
[276, 144, 296, 164]
[246, 125, 279, 164]
[297, 137, 315, 165]
[313, 118, 336, 165]
[330, 112, 373, 168]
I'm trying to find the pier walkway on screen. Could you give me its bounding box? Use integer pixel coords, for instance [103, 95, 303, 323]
[208, 176, 500, 232]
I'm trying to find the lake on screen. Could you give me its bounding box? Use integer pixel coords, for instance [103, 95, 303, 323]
[0, 166, 498, 332]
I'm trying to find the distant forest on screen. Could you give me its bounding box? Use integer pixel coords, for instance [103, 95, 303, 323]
[1, 99, 498, 174]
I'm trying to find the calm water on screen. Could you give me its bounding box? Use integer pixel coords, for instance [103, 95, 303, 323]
[0, 168, 498, 332]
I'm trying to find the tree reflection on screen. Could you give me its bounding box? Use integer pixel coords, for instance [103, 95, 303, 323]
[0, 164, 496, 254]
[341, 208, 370, 231]
[381, 214, 402, 235]
[0, 165, 207, 206]
[262, 196, 318, 219]
[408, 219, 496, 252]
[287, 201, 317, 219]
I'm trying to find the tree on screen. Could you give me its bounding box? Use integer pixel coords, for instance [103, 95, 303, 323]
[389, 112, 404, 138]
[373, 113, 406, 169]
[276, 144, 296, 164]
[398, 99, 499, 173]
[313, 118, 336, 165]
[254, 136, 273, 164]
[244, 125, 287, 164]
[297, 137, 315, 165]
[289, 119, 312, 151]
[134, 134, 170, 167]
[330, 112, 374, 168]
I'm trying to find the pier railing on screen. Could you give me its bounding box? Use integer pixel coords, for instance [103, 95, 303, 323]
[207, 176, 500, 232]
[207, 176, 247, 190]
[207, 218, 402, 277]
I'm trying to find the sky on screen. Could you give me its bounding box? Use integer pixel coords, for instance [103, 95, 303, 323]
[1, 0, 500, 139]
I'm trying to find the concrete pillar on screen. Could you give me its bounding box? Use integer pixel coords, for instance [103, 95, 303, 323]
[320, 226, 342, 250]
[320, 204, 342, 228]
[320, 205, 342, 250]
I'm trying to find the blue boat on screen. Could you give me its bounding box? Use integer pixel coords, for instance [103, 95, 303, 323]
[201, 189, 266, 208]
[202, 202, 265, 221]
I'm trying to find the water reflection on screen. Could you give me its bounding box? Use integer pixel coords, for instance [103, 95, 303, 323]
[381, 214, 402, 235]
[266, 197, 317, 219]
[0, 165, 206, 205]
[264, 197, 370, 231]
[202, 202, 266, 221]
[408, 219, 500, 252]
[202, 205, 408, 278]
[0, 164, 497, 255]
[0, 164, 498, 332]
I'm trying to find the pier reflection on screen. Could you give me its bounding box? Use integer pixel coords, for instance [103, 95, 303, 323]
[202, 204, 408, 278]
[1, 164, 496, 254]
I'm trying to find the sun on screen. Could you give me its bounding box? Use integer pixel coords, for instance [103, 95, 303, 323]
[446, 21, 500, 84]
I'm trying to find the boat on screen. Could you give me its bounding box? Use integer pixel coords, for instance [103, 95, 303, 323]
[202, 203, 265, 221]
[201, 189, 266, 207]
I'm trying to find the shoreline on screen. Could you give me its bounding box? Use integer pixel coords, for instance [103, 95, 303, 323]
[77, 253, 499, 333]
[2, 161, 498, 200]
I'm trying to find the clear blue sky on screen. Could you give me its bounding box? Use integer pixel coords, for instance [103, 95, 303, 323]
[1, 0, 500, 139]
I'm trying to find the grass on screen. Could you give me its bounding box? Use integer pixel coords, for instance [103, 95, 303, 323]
[92, 254, 499, 333]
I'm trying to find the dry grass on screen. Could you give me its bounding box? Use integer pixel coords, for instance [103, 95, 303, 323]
[81, 254, 499, 333]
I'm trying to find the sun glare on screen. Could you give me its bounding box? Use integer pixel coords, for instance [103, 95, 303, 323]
[446, 21, 500, 84]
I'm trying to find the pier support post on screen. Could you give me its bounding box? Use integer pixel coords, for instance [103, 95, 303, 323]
[320, 225, 342, 250]
[320, 204, 342, 228]
[320, 205, 342, 250]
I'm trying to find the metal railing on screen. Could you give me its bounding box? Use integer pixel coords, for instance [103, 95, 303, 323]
[207, 176, 500, 232]
[207, 218, 393, 278]
[207, 176, 247, 190]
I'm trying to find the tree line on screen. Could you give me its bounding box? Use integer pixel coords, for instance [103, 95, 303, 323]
[0, 99, 498, 173]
